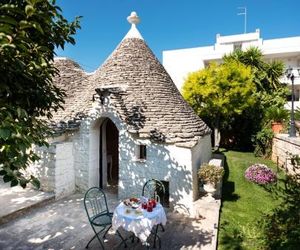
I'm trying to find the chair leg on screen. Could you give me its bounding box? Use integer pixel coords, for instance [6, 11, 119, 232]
[159, 223, 165, 232]
[158, 235, 162, 249]
[116, 229, 128, 248]
[86, 233, 97, 249]
[128, 232, 136, 243]
[86, 226, 105, 249]
[103, 225, 111, 239]
[153, 224, 159, 248]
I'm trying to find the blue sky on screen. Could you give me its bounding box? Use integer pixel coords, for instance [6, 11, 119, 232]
[56, 0, 300, 72]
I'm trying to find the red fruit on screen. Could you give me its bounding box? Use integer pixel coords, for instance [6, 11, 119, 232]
[142, 202, 147, 209]
[151, 199, 156, 208]
[147, 203, 153, 212]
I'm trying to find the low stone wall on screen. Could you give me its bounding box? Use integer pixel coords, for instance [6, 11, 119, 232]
[197, 154, 224, 199]
[272, 134, 300, 173]
[29, 145, 56, 192]
[209, 156, 224, 199]
[55, 142, 75, 199]
[193, 154, 224, 217]
[30, 142, 75, 199]
[191, 155, 224, 250]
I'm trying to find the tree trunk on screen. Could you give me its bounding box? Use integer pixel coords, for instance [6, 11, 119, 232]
[214, 116, 221, 150]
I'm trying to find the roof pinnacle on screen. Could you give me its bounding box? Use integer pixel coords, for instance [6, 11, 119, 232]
[127, 11, 140, 25]
[123, 11, 143, 40]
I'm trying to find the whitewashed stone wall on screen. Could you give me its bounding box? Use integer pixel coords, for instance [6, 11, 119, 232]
[73, 121, 92, 191]
[118, 135, 194, 213]
[31, 104, 211, 212]
[29, 145, 56, 192]
[29, 141, 75, 199]
[272, 134, 300, 173]
[191, 134, 212, 201]
[75, 106, 212, 214]
[55, 142, 75, 198]
[68, 105, 210, 211]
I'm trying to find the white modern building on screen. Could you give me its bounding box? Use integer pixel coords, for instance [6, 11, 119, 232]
[163, 29, 300, 109]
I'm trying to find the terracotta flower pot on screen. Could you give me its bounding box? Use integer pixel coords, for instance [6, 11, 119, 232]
[271, 122, 283, 133]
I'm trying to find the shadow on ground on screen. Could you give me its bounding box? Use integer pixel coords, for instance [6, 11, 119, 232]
[0, 192, 214, 249]
[219, 152, 240, 202]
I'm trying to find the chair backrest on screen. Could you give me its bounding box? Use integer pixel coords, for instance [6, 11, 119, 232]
[142, 179, 165, 203]
[84, 187, 109, 221]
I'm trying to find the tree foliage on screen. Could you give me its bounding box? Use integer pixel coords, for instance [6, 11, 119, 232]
[182, 60, 255, 147]
[183, 47, 287, 150]
[226, 48, 288, 150]
[0, 0, 80, 188]
[224, 47, 285, 93]
[183, 61, 255, 118]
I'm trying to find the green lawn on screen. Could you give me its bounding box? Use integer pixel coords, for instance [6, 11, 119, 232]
[218, 150, 281, 250]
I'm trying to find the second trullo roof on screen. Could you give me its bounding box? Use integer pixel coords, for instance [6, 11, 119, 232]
[52, 11, 211, 148]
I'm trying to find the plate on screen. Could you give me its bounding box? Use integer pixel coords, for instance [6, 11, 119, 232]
[123, 198, 140, 209]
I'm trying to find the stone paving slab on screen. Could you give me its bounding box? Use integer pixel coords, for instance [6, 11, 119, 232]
[0, 191, 217, 250]
[0, 180, 55, 225]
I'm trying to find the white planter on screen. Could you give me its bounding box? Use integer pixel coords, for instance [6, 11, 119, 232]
[203, 183, 216, 201]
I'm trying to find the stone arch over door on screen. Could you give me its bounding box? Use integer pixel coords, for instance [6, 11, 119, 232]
[88, 114, 122, 191]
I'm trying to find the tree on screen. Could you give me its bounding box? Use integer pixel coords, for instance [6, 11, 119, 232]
[224, 47, 286, 94]
[183, 47, 287, 150]
[0, 0, 80, 188]
[224, 47, 288, 151]
[182, 60, 255, 148]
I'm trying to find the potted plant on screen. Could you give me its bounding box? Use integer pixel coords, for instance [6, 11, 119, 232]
[265, 107, 289, 133]
[198, 163, 224, 199]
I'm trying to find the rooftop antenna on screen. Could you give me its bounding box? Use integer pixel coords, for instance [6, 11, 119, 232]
[237, 7, 247, 33]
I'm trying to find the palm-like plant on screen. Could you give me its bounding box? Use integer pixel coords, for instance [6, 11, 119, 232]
[265, 106, 289, 123]
[224, 47, 284, 93]
[266, 61, 285, 90]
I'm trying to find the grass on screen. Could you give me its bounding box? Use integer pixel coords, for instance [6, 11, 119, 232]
[217, 150, 282, 250]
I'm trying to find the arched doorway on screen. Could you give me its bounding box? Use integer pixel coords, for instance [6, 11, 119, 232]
[100, 118, 119, 191]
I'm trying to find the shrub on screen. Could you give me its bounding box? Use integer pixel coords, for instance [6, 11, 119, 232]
[245, 164, 277, 184]
[265, 106, 289, 123]
[259, 154, 300, 249]
[294, 107, 300, 120]
[252, 127, 274, 158]
[198, 163, 224, 185]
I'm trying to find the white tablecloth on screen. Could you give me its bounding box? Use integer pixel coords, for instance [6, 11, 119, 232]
[112, 202, 167, 242]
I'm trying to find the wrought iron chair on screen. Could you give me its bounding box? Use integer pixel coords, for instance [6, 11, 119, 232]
[142, 179, 166, 248]
[83, 187, 126, 249]
[142, 179, 166, 205]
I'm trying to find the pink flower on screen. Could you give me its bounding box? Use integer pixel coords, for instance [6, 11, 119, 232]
[245, 164, 277, 185]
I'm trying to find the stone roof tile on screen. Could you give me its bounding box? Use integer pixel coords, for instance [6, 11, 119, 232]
[51, 20, 211, 148]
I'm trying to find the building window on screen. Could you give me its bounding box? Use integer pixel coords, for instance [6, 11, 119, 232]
[234, 43, 242, 51]
[136, 144, 147, 160]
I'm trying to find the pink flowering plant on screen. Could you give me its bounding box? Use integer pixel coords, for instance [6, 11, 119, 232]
[245, 163, 277, 185]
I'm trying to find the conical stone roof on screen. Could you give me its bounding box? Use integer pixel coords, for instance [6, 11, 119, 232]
[52, 12, 211, 148]
[51, 57, 90, 123]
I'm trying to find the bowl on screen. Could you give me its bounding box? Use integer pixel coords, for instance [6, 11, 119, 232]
[131, 203, 139, 209]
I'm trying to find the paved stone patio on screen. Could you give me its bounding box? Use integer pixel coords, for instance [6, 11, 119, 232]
[0, 184, 219, 250]
[0, 180, 55, 225]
